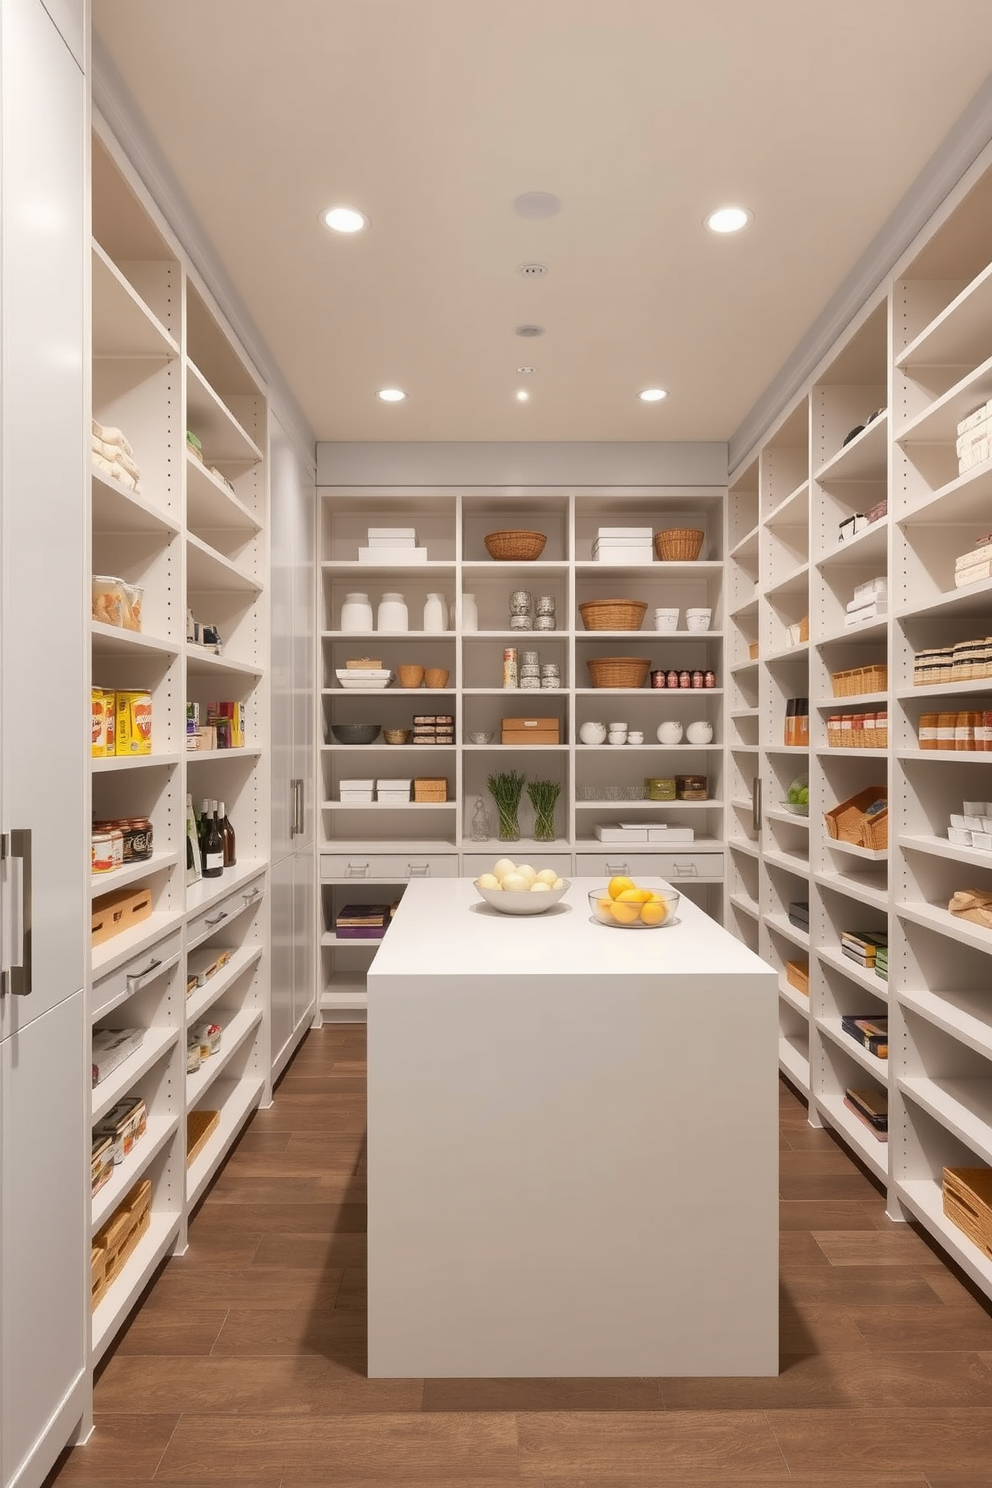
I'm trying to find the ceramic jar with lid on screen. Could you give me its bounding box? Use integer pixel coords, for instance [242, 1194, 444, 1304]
[423, 592, 448, 632]
[461, 593, 479, 632]
[341, 593, 374, 632]
[377, 592, 409, 631]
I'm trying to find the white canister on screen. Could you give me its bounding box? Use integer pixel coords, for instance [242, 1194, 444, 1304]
[685, 720, 714, 744]
[461, 593, 479, 632]
[578, 720, 607, 745]
[341, 592, 374, 632]
[423, 592, 448, 632]
[627, 730, 644, 744]
[657, 720, 684, 745]
[377, 592, 409, 631]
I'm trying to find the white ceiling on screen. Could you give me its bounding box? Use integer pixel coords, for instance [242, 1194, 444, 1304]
[94, 0, 992, 445]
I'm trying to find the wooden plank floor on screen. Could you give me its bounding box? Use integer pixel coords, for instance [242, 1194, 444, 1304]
[47, 1025, 992, 1486]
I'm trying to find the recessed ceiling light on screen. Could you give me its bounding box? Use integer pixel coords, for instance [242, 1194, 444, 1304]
[517, 366, 537, 374]
[516, 390, 530, 402]
[322, 206, 368, 233]
[515, 324, 544, 338]
[376, 388, 406, 402]
[638, 388, 668, 403]
[705, 206, 752, 234]
[512, 192, 561, 220]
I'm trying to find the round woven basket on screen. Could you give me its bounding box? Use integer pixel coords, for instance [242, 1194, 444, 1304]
[586, 656, 652, 689]
[484, 530, 547, 561]
[654, 528, 704, 561]
[578, 599, 647, 631]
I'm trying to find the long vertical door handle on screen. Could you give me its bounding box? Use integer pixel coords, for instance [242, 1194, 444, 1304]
[752, 777, 761, 834]
[4, 829, 33, 996]
[293, 779, 304, 836]
[290, 779, 300, 837]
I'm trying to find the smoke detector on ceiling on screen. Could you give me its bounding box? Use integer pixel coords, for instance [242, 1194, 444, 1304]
[514, 324, 545, 338]
[517, 263, 548, 278]
[512, 192, 561, 219]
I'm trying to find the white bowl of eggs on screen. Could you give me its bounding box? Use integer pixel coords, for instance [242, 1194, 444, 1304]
[474, 858, 570, 915]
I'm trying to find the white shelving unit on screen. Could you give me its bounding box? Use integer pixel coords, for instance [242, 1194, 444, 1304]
[724, 149, 992, 1309]
[317, 487, 727, 1015]
[86, 125, 271, 1364]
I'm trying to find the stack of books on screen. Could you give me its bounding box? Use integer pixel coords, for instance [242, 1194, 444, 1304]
[592, 526, 653, 563]
[845, 577, 887, 627]
[358, 526, 428, 563]
[787, 900, 809, 934]
[954, 533, 992, 589]
[874, 944, 888, 982]
[844, 1085, 888, 1140]
[334, 903, 393, 939]
[956, 402, 992, 474]
[841, 930, 887, 971]
[841, 1014, 888, 1058]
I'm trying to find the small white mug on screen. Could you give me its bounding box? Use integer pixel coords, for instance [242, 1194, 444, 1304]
[627, 730, 644, 745]
[608, 730, 627, 745]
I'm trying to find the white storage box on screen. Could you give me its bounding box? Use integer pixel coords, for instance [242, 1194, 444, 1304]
[377, 789, 412, 804]
[948, 827, 974, 846]
[597, 526, 653, 539]
[851, 577, 888, 606]
[358, 547, 428, 563]
[972, 831, 992, 852]
[340, 789, 374, 804]
[376, 778, 412, 789]
[595, 825, 649, 842]
[592, 544, 653, 564]
[645, 826, 695, 842]
[368, 527, 417, 539]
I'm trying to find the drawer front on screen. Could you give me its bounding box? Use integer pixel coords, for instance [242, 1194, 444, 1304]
[187, 873, 265, 950]
[92, 927, 183, 1020]
[462, 854, 573, 880]
[321, 853, 459, 882]
[576, 851, 724, 882]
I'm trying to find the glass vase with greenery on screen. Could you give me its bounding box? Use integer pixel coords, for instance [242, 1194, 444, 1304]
[487, 770, 525, 842]
[527, 778, 561, 842]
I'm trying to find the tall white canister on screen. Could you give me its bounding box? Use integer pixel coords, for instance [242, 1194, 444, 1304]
[341, 592, 374, 632]
[377, 592, 409, 631]
[423, 592, 448, 632]
[461, 593, 479, 632]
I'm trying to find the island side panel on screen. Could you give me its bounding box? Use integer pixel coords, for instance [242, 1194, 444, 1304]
[367, 966, 778, 1377]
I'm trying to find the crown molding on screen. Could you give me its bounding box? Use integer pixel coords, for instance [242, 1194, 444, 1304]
[92, 36, 315, 469]
[729, 71, 992, 473]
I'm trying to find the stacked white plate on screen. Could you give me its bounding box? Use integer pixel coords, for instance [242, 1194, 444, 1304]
[335, 668, 393, 690]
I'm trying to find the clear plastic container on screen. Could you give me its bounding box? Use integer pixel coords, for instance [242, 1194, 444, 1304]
[92, 575, 124, 627]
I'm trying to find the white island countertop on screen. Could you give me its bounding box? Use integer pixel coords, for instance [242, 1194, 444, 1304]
[368, 876, 779, 1379]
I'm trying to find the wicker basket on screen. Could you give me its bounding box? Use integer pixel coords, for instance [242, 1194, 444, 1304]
[578, 599, 647, 631]
[414, 776, 448, 802]
[654, 528, 704, 561]
[586, 656, 651, 689]
[824, 785, 888, 848]
[484, 530, 547, 561]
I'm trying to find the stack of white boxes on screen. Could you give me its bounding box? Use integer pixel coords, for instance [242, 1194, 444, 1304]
[845, 576, 887, 626]
[954, 534, 992, 589]
[359, 526, 428, 563]
[592, 526, 653, 563]
[956, 403, 992, 474]
[594, 823, 695, 843]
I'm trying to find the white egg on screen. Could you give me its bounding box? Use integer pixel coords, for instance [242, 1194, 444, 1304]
[493, 858, 517, 881]
[535, 868, 558, 886]
[515, 863, 537, 885]
[476, 873, 501, 889]
[529, 880, 551, 892]
[501, 872, 528, 892]
[552, 877, 565, 889]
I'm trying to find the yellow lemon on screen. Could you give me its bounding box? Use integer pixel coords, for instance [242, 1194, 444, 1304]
[639, 900, 666, 926]
[596, 896, 614, 918]
[610, 900, 641, 925]
[608, 875, 635, 900]
[617, 887, 653, 904]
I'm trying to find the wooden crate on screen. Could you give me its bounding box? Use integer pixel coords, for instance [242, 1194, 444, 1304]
[824, 785, 888, 848]
[91, 885, 152, 947]
[93, 1177, 152, 1291]
[943, 1167, 992, 1259]
[187, 1109, 220, 1167]
[785, 959, 809, 997]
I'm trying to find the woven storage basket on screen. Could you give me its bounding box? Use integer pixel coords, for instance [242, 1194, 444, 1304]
[484, 529, 547, 561]
[414, 776, 448, 802]
[824, 785, 887, 848]
[798, 614, 810, 643]
[578, 599, 647, 631]
[586, 656, 651, 689]
[654, 528, 704, 561]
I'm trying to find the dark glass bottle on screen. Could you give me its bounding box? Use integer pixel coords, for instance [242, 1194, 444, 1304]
[201, 799, 224, 878]
[219, 800, 236, 867]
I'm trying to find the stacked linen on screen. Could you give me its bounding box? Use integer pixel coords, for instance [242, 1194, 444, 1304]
[845, 576, 887, 626]
[954, 533, 992, 589]
[956, 402, 992, 474]
[358, 526, 428, 563]
[592, 526, 653, 564]
[92, 420, 142, 492]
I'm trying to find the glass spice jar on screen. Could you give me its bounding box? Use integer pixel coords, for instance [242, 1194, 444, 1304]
[704, 670, 716, 688]
[678, 670, 691, 688]
[691, 669, 704, 688]
[666, 669, 679, 688]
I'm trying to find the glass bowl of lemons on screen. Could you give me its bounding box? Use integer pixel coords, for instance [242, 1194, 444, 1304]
[781, 775, 809, 816]
[589, 876, 680, 928]
[474, 858, 570, 915]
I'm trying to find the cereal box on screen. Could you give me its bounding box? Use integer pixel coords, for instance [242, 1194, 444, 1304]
[115, 689, 152, 755]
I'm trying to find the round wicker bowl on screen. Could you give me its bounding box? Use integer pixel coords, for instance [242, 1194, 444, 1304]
[654, 528, 704, 561]
[484, 530, 547, 561]
[579, 599, 647, 631]
[586, 656, 652, 689]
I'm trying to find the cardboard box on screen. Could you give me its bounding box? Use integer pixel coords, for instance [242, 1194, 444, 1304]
[501, 716, 560, 745]
[91, 1135, 114, 1196]
[91, 885, 152, 947]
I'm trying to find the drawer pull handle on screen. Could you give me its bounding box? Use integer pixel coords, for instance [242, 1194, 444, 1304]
[242, 887, 262, 905]
[347, 862, 371, 877]
[205, 911, 228, 928]
[605, 861, 629, 876]
[673, 862, 699, 877]
[407, 863, 430, 877]
[126, 957, 162, 991]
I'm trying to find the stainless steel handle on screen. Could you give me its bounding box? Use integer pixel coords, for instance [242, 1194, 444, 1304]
[752, 777, 761, 834]
[126, 956, 162, 992]
[291, 778, 304, 836]
[205, 911, 228, 928]
[605, 861, 629, 876]
[407, 863, 430, 878]
[242, 886, 262, 905]
[3, 829, 33, 996]
[347, 862, 370, 877]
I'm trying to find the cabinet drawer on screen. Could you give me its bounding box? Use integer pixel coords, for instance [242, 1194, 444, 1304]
[92, 927, 182, 1020]
[187, 874, 265, 951]
[462, 854, 573, 880]
[576, 851, 725, 882]
[321, 853, 458, 882]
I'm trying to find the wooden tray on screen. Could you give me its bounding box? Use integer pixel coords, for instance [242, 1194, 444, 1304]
[943, 1167, 992, 1259]
[187, 1109, 220, 1167]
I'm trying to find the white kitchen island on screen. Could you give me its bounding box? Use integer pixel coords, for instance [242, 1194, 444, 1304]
[367, 877, 779, 1377]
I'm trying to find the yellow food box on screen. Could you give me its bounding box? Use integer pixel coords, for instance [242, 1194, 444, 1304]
[91, 688, 116, 757]
[115, 689, 152, 755]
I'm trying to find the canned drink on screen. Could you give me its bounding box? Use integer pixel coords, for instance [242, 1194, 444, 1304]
[502, 647, 519, 689]
[115, 689, 152, 755]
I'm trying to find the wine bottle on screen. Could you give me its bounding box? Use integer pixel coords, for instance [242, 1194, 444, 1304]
[201, 798, 224, 878]
[219, 800, 236, 868]
[198, 797, 211, 853]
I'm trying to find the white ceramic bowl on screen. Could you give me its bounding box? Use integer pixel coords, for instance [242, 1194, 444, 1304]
[654, 609, 680, 632]
[686, 609, 712, 632]
[469, 731, 494, 744]
[474, 879, 570, 915]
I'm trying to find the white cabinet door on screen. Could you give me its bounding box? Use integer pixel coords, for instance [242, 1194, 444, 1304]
[0, 995, 86, 1488]
[293, 849, 316, 1031]
[268, 854, 295, 1072]
[0, 0, 86, 1038]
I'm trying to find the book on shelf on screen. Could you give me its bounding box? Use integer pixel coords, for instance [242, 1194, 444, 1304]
[841, 1015, 888, 1058]
[844, 1085, 888, 1139]
[334, 903, 392, 939]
